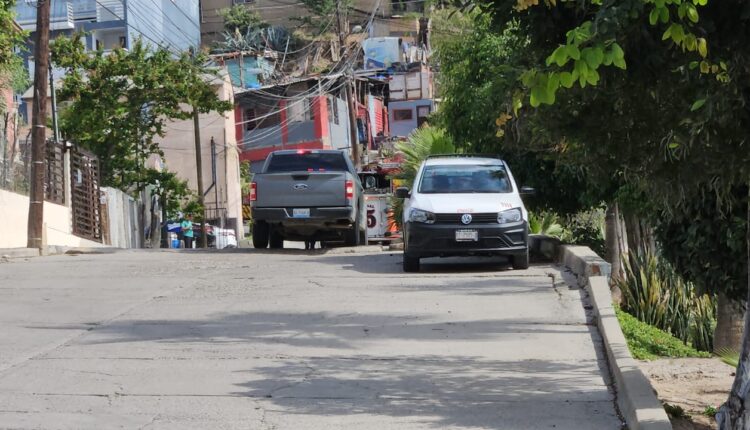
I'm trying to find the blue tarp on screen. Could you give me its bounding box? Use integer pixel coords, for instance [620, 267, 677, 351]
[225, 57, 274, 88]
[362, 37, 403, 70]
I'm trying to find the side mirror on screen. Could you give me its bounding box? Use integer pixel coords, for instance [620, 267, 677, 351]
[395, 187, 411, 199]
[520, 186, 536, 195]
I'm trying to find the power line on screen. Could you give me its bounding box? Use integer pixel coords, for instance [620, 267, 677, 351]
[238, 79, 349, 146]
[235, 18, 374, 146]
[92, 0, 181, 54]
[142, 0, 200, 49]
[168, 0, 202, 31]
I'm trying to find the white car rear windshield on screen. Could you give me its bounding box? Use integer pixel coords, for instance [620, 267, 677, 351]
[418, 164, 512, 194]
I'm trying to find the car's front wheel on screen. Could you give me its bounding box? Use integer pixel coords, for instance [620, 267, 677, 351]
[511, 248, 530, 270]
[403, 254, 420, 272]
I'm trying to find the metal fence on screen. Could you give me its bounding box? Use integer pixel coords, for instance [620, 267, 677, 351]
[204, 204, 228, 227]
[0, 136, 67, 205]
[0, 132, 31, 196]
[70, 146, 102, 242]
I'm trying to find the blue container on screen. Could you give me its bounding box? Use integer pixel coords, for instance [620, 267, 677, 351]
[171, 239, 180, 249]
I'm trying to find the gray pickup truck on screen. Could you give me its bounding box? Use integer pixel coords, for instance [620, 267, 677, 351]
[250, 149, 367, 249]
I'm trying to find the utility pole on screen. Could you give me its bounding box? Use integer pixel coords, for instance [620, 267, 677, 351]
[193, 106, 207, 248]
[48, 60, 60, 143]
[336, 0, 361, 169]
[210, 136, 220, 227]
[27, 0, 51, 250]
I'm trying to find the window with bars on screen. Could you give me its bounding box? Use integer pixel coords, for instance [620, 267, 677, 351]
[393, 109, 413, 121]
[245, 107, 281, 130]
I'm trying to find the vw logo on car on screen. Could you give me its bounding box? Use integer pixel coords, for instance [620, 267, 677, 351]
[461, 213, 473, 225]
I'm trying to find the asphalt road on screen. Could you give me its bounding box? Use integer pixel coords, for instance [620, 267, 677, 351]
[0, 247, 622, 429]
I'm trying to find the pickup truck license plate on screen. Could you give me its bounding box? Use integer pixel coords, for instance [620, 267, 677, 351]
[292, 208, 310, 218]
[455, 229, 478, 242]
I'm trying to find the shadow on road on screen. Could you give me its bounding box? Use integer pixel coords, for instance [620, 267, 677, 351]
[291, 252, 528, 275]
[47, 309, 596, 351]
[230, 352, 616, 429]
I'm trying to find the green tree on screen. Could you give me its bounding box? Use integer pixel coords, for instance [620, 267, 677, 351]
[219, 4, 265, 35]
[52, 35, 232, 190]
[141, 168, 194, 220]
[433, 10, 598, 216]
[0, 0, 24, 113]
[297, 0, 352, 31]
[0, 0, 22, 71]
[445, 1, 750, 426]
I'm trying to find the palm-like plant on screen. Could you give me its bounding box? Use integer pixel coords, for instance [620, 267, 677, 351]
[528, 211, 565, 238]
[390, 126, 456, 229]
[716, 347, 740, 367]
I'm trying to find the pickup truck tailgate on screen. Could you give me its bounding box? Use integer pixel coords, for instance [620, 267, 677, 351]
[256, 172, 348, 208]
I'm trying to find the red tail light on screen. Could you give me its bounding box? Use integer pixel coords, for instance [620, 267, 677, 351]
[345, 180, 354, 200]
[250, 182, 257, 201]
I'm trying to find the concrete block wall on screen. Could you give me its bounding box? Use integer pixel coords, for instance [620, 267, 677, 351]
[0, 189, 104, 249]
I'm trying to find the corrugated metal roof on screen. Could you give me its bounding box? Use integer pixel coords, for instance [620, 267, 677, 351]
[233, 72, 345, 96]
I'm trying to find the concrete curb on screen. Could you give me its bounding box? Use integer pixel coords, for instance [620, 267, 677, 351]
[0, 248, 40, 259]
[0, 246, 116, 260]
[559, 245, 672, 430]
[529, 234, 561, 261]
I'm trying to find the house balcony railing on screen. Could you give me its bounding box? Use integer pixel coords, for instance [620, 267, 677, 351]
[16, 1, 75, 31]
[96, 0, 125, 22]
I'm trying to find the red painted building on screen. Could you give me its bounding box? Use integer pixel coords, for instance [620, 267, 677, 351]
[235, 77, 355, 172]
[235, 74, 391, 171]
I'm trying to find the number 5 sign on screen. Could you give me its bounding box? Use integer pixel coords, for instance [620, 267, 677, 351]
[365, 195, 389, 239]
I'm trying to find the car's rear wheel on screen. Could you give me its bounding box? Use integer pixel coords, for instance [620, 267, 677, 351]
[252, 221, 269, 249]
[344, 211, 362, 247]
[403, 254, 420, 272]
[269, 229, 284, 249]
[511, 248, 530, 270]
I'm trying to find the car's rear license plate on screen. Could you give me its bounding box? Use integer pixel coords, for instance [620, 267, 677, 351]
[292, 208, 310, 218]
[455, 229, 478, 242]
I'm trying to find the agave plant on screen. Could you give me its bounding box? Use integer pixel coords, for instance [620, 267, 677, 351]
[389, 126, 456, 229]
[618, 247, 717, 352]
[618, 249, 669, 328]
[691, 293, 717, 352]
[213, 25, 292, 54]
[528, 212, 565, 238]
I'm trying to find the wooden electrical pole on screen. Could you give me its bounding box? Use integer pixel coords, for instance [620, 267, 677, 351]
[336, 0, 361, 169]
[27, 0, 51, 250]
[193, 106, 207, 248]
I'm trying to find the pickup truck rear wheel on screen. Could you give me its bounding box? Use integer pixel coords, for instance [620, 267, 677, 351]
[269, 229, 284, 249]
[344, 212, 362, 247]
[252, 221, 269, 248]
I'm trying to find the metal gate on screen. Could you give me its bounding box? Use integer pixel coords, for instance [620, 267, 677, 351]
[70, 146, 102, 242]
[45, 140, 66, 205]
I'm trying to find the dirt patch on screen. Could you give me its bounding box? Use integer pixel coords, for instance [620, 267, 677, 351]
[639, 357, 734, 430]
